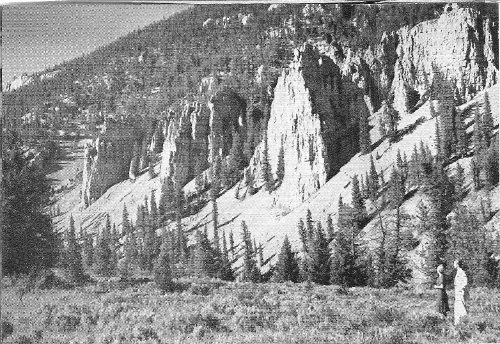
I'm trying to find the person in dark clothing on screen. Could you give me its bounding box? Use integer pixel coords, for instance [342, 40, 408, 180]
[434, 264, 450, 319]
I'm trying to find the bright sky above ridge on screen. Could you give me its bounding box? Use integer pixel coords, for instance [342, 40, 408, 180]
[2, 3, 189, 83]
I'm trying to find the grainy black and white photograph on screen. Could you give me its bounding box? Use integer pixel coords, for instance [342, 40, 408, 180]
[1, 1, 499, 343]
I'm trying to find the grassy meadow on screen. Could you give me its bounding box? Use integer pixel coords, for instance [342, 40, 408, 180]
[2, 280, 500, 344]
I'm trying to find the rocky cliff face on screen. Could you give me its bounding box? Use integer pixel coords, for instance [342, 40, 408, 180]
[249, 44, 368, 205]
[392, 6, 498, 114]
[81, 118, 143, 206]
[159, 88, 246, 186]
[159, 102, 210, 186]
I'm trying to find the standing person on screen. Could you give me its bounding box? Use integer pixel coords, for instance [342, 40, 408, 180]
[434, 264, 450, 319]
[454, 259, 468, 325]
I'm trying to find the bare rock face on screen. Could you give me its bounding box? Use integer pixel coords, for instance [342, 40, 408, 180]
[81, 118, 142, 206]
[159, 89, 246, 186]
[392, 7, 498, 114]
[159, 102, 210, 186]
[249, 44, 368, 205]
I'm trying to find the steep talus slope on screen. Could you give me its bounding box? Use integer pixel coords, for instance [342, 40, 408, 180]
[392, 7, 498, 114]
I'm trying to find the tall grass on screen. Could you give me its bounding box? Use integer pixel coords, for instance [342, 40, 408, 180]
[2, 281, 499, 343]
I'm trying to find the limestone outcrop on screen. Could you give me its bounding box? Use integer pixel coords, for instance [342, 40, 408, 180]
[391, 6, 498, 114]
[159, 89, 246, 186]
[248, 44, 369, 204]
[81, 118, 143, 206]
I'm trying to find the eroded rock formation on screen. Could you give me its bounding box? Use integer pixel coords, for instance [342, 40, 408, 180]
[248, 44, 369, 204]
[81, 118, 143, 206]
[392, 6, 498, 114]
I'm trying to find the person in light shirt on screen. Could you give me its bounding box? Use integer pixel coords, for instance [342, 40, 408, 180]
[453, 259, 468, 325]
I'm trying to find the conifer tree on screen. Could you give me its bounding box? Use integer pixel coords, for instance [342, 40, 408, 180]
[219, 230, 234, 280]
[351, 175, 365, 227]
[472, 106, 483, 157]
[276, 143, 285, 184]
[483, 138, 499, 189]
[434, 119, 443, 161]
[481, 91, 493, 149]
[241, 221, 260, 282]
[273, 236, 299, 282]
[95, 214, 113, 276]
[143, 196, 158, 271]
[326, 214, 335, 243]
[297, 218, 307, 252]
[81, 227, 94, 272]
[261, 130, 273, 191]
[471, 158, 481, 191]
[64, 215, 84, 283]
[121, 205, 136, 278]
[309, 222, 330, 285]
[154, 234, 173, 292]
[368, 155, 379, 200]
[229, 230, 235, 261]
[110, 223, 119, 274]
[455, 109, 468, 157]
[330, 202, 365, 287]
[447, 206, 491, 287]
[305, 209, 314, 247]
[159, 177, 175, 225]
[359, 109, 371, 154]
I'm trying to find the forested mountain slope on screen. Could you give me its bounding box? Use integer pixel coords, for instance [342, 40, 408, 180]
[6, 3, 498, 285]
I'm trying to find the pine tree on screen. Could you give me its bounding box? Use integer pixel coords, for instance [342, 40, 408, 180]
[471, 157, 481, 191]
[455, 109, 468, 157]
[154, 235, 173, 292]
[351, 175, 365, 227]
[387, 103, 400, 142]
[359, 109, 371, 154]
[261, 130, 273, 191]
[368, 155, 379, 200]
[81, 226, 94, 272]
[447, 206, 490, 287]
[472, 106, 483, 157]
[110, 223, 119, 274]
[326, 214, 335, 243]
[94, 214, 112, 276]
[434, 119, 443, 161]
[121, 205, 135, 278]
[229, 230, 235, 261]
[330, 202, 365, 287]
[219, 230, 234, 281]
[144, 195, 158, 271]
[241, 221, 260, 282]
[481, 91, 494, 149]
[483, 138, 499, 188]
[273, 236, 299, 282]
[305, 209, 314, 249]
[158, 177, 175, 225]
[297, 218, 307, 252]
[276, 143, 285, 184]
[64, 215, 84, 283]
[309, 222, 330, 285]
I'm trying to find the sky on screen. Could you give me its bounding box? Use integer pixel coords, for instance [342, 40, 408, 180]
[2, 3, 189, 83]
